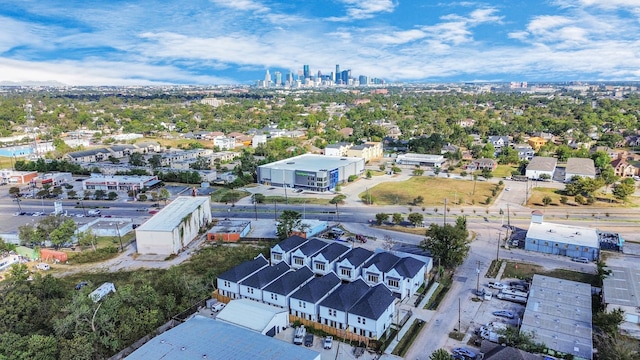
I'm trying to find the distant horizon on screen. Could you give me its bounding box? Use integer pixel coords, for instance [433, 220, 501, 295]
[1, 1, 639, 86]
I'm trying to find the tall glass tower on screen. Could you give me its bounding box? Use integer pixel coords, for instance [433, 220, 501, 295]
[303, 65, 310, 79]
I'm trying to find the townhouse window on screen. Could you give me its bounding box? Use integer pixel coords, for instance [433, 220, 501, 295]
[315, 263, 325, 271]
[273, 253, 282, 261]
[299, 301, 302, 307]
[294, 258, 304, 265]
[357, 317, 361, 323]
[224, 281, 230, 287]
[388, 279, 399, 288]
[367, 274, 379, 283]
[341, 268, 351, 277]
[362, 318, 366, 324]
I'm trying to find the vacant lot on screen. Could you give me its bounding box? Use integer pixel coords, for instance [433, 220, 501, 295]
[359, 176, 499, 206]
[527, 187, 639, 208]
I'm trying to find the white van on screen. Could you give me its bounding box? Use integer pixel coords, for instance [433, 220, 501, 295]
[212, 302, 225, 312]
[293, 325, 306, 345]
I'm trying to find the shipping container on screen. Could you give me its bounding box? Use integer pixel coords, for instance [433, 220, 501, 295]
[39, 248, 68, 262]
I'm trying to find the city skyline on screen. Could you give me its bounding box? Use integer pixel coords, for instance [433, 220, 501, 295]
[0, 1, 639, 86]
[259, 63, 385, 88]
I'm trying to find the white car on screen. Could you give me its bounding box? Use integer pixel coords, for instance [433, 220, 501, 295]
[488, 281, 508, 290]
[323, 336, 333, 349]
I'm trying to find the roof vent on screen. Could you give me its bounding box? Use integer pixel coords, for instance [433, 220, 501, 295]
[160, 339, 166, 344]
[181, 347, 186, 351]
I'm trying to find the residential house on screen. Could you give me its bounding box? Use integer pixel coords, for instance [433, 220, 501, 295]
[458, 118, 475, 128]
[611, 158, 638, 178]
[239, 262, 291, 302]
[441, 144, 459, 155]
[270, 235, 308, 265]
[361, 252, 401, 287]
[514, 145, 535, 161]
[290, 238, 330, 270]
[565, 158, 596, 182]
[347, 284, 396, 339]
[387, 256, 427, 299]
[311, 242, 351, 276]
[262, 266, 314, 309]
[346, 142, 383, 162]
[488, 136, 509, 149]
[290, 273, 341, 322]
[527, 136, 548, 151]
[467, 158, 497, 172]
[324, 142, 352, 157]
[335, 248, 374, 282]
[625, 135, 640, 147]
[318, 279, 370, 330]
[216, 254, 269, 299]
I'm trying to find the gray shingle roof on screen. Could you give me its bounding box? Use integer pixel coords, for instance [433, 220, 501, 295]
[526, 156, 557, 172]
[217, 255, 268, 283]
[349, 284, 395, 319]
[264, 266, 314, 295]
[393, 256, 425, 278]
[291, 273, 341, 303]
[339, 247, 374, 268]
[316, 242, 350, 262]
[274, 235, 308, 252]
[241, 262, 290, 289]
[319, 279, 370, 311]
[363, 252, 401, 273]
[297, 238, 330, 257]
[566, 157, 596, 176]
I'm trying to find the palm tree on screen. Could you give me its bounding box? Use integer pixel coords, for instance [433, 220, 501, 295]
[329, 195, 347, 222]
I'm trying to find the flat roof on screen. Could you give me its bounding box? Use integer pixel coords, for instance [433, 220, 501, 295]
[84, 174, 157, 182]
[566, 158, 596, 176]
[207, 219, 250, 234]
[396, 153, 444, 160]
[526, 221, 599, 248]
[216, 298, 287, 333]
[526, 156, 557, 172]
[603, 266, 640, 307]
[520, 275, 593, 359]
[136, 196, 209, 233]
[258, 154, 362, 172]
[126, 315, 320, 360]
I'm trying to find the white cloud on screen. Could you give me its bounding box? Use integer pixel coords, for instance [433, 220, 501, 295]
[327, 0, 396, 21]
[367, 29, 426, 45]
[208, 0, 269, 13]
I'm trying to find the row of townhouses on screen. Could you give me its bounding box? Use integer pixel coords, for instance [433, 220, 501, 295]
[216, 236, 431, 340]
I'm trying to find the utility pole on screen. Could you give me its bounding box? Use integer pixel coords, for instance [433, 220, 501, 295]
[274, 200, 277, 221]
[458, 297, 461, 334]
[476, 260, 481, 297]
[444, 198, 448, 226]
[496, 232, 501, 261]
[506, 204, 511, 241]
[253, 197, 258, 220]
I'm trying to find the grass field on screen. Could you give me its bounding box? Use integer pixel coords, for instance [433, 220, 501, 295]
[501, 260, 598, 286]
[359, 176, 500, 206]
[527, 187, 639, 208]
[0, 157, 14, 169]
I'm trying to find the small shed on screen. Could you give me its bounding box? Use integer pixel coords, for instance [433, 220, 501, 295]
[207, 219, 252, 242]
[89, 282, 116, 303]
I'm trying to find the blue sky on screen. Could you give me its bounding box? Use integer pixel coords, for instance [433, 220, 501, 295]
[0, 0, 639, 85]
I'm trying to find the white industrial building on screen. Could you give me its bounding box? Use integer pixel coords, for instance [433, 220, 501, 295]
[395, 153, 446, 167]
[135, 196, 212, 255]
[82, 174, 161, 192]
[216, 298, 289, 336]
[565, 158, 596, 182]
[525, 157, 557, 179]
[257, 154, 364, 192]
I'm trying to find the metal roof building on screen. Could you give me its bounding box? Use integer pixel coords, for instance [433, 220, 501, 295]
[126, 315, 320, 360]
[520, 275, 593, 360]
[215, 298, 289, 336]
[525, 156, 557, 179]
[135, 196, 212, 255]
[602, 266, 640, 338]
[524, 211, 599, 261]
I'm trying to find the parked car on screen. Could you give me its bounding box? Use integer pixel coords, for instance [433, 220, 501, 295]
[323, 336, 333, 349]
[452, 347, 477, 359]
[493, 310, 516, 319]
[304, 333, 313, 347]
[571, 257, 589, 263]
[75, 281, 88, 290]
[488, 281, 508, 290]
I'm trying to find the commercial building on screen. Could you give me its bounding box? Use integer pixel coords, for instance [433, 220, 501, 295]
[126, 315, 320, 360]
[216, 298, 289, 336]
[520, 275, 593, 359]
[257, 154, 364, 192]
[525, 156, 557, 179]
[82, 174, 161, 192]
[135, 196, 212, 255]
[565, 158, 596, 182]
[346, 142, 383, 162]
[395, 153, 445, 168]
[602, 266, 640, 339]
[0, 170, 38, 184]
[524, 211, 599, 261]
[206, 219, 251, 242]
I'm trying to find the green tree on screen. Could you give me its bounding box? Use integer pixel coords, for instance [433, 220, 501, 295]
[189, 156, 211, 170]
[276, 210, 303, 240]
[481, 168, 493, 179]
[412, 168, 424, 176]
[129, 152, 146, 166]
[593, 308, 625, 336]
[49, 219, 77, 248]
[408, 212, 424, 227]
[375, 213, 388, 225]
[252, 193, 265, 204]
[612, 178, 636, 201]
[392, 213, 403, 225]
[542, 195, 552, 206]
[413, 195, 424, 205]
[159, 188, 170, 205]
[148, 154, 162, 169]
[329, 194, 347, 222]
[18, 224, 38, 246]
[94, 189, 107, 200]
[76, 229, 97, 251]
[419, 216, 470, 268]
[429, 348, 451, 360]
[591, 150, 612, 170]
[107, 191, 118, 200]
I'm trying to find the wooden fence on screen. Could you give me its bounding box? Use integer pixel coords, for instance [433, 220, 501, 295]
[289, 314, 376, 348]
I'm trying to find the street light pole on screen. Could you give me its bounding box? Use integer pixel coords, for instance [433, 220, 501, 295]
[496, 232, 501, 261]
[115, 222, 124, 252]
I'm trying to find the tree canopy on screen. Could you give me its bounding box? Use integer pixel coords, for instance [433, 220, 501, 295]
[419, 216, 470, 268]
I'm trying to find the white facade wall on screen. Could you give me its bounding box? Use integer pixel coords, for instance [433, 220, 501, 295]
[290, 298, 318, 321]
[335, 260, 359, 282]
[348, 305, 394, 339]
[311, 255, 333, 276]
[217, 279, 241, 299]
[262, 290, 288, 309]
[240, 284, 263, 302]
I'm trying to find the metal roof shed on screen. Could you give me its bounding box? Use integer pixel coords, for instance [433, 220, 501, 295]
[215, 298, 289, 336]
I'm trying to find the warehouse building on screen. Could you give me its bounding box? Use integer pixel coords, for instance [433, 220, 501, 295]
[395, 153, 446, 168]
[257, 154, 364, 192]
[126, 315, 320, 360]
[135, 196, 212, 255]
[520, 275, 593, 360]
[602, 266, 640, 339]
[524, 211, 599, 261]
